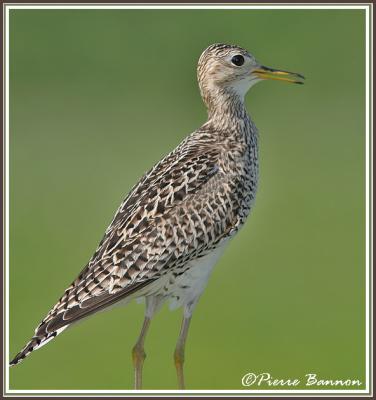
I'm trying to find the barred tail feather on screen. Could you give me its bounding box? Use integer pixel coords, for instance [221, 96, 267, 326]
[10, 281, 152, 367]
[9, 326, 67, 366]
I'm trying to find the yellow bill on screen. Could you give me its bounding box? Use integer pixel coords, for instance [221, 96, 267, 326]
[253, 65, 305, 84]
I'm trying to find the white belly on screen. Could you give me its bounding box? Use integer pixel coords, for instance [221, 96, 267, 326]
[165, 244, 227, 311]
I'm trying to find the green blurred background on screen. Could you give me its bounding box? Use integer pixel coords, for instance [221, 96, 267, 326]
[9, 9, 366, 391]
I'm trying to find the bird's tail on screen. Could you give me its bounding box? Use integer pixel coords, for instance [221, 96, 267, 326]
[9, 325, 67, 366]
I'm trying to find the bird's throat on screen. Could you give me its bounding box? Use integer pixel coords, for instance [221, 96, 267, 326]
[206, 90, 250, 135]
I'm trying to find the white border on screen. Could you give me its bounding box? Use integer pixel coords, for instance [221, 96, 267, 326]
[0, 4, 371, 8]
[4, 1, 10, 395]
[364, 2, 371, 398]
[3, 3, 373, 397]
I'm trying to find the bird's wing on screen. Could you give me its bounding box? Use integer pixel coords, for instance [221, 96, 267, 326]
[35, 136, 234, 335]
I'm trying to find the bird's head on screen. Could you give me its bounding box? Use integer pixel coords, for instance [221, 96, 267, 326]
[197, 43, 304, 108]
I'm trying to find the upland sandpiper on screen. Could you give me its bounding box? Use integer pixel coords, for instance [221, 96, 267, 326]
[10, 43, 304, 389]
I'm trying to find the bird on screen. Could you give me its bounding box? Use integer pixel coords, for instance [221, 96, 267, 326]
[10, 43, 304, 389]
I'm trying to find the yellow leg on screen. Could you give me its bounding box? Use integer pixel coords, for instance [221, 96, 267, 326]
[174, 316, 192, 390]
[132, 316, 151, 390]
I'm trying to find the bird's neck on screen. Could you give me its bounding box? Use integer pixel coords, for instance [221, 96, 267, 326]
[204, 89, 254, 140]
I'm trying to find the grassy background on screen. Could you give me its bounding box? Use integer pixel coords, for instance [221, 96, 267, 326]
[9, 9, 366, 390]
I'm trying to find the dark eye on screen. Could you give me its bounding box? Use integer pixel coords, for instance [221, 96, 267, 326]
[231, 54, 245, 66]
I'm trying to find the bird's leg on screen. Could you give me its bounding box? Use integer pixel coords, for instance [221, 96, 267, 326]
[174, 308, 194, 390]
[174, 316, 191, 389]
[132, 316, 151, 390]
[132, 295, 163, 390]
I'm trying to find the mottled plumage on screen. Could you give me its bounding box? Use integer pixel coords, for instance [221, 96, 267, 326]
[10, 44, 303, 388]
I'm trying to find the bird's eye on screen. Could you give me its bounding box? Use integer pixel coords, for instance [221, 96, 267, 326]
[231, 55, 245, 66]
